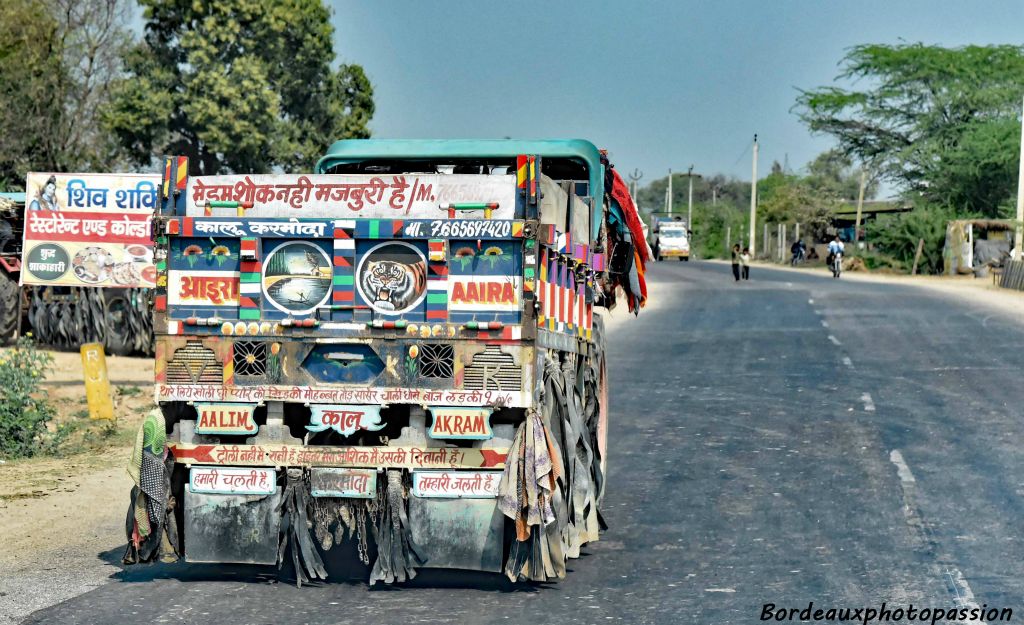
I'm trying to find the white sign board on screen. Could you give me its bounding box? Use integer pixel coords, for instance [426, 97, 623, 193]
[412, 470, 502, 498]
[189, 466, 276, 495]
[185, 174, 517, 219]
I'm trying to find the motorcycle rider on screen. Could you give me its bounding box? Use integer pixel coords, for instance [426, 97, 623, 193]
[827, 235, 845, 277]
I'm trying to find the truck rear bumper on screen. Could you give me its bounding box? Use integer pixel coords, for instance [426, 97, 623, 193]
[181, 462, 507, 573]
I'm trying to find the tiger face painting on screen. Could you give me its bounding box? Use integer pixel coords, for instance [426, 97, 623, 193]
[360, 260, 426, 312]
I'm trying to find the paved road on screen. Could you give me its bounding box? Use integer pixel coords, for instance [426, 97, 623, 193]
[23, 261, 1024, 624]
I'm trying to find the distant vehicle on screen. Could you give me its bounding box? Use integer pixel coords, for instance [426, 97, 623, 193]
[648, 213, 690, 261]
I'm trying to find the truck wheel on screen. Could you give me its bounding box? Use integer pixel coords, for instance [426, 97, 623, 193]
[0, 271, 20, 344]
[103, 291, 134, 356]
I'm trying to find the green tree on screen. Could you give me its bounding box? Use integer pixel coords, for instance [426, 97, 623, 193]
[0, 0, 130, 189]
[803, 149, 876, 201]
[105, 0, 374, 175]
[795, 43, 1024, 217]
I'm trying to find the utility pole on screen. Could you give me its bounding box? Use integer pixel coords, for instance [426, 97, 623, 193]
[1016, 96, 1024, 260]
[712, 185, 719, 206]
[687, 164, 694, 230]
[628, 169, 643, 206]
[667, 168, 673, 215]
[749, 134, 759, 256]
[854, 169, 867, 247]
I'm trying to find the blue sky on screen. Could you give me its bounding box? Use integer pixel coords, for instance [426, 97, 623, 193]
[330, 0, 1024, 192]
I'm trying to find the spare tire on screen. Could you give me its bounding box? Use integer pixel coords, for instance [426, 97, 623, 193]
[0, 271, 19, 344]
[103, 290, 134, 356]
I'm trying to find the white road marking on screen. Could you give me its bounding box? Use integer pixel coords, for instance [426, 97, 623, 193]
[889, 450, 915, 483]
[861, 392, 875, 412]
[704, 588, 736, 593]
[828, 335, 841, 346]
[841, 357, 853, 367]
[820, 320, 829, 328]
[890, 450, 984, 619]
[946, 567, 983, 617]
[808, 298, 814, 304]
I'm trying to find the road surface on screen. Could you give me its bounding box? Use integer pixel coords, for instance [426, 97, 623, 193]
[20, 261, 1024, 624]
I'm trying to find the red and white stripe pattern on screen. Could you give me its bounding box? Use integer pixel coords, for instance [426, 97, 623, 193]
[534, 242, 597, 339]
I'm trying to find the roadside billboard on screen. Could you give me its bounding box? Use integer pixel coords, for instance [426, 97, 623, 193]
[21, 172, 159, 288]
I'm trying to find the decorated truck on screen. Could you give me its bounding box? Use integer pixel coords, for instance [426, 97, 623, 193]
[124, 140, 650, 584]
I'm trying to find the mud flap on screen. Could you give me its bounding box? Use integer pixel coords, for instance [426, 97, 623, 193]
[185, 490, 282, 564]
[408, 497, 504, 572]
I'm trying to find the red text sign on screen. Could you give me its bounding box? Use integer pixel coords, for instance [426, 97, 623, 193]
[194, 403, 258, 435]
[447, 277, 520, 312]
[189, 466, 275, 495]
[306, 405, 385, 437]
[412, 470, 502, 498]
[428, 407, 493, 440]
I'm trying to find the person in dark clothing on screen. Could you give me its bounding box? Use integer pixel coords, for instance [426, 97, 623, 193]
[790, 239, 806, 265]
[731, 244, 741, 281]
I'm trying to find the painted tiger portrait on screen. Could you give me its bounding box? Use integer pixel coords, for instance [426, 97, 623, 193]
[360, 259, 426, 312]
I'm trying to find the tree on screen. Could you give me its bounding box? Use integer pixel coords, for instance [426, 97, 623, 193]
[0, 0, 130, 189]
[104, 0, 374, 175]
[803, 149, 876, 202]
[795, 44, 1024, 217]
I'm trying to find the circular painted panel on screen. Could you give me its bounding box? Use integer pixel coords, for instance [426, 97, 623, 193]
[355, 242, 427, 316]
[262, 241, 333, 314]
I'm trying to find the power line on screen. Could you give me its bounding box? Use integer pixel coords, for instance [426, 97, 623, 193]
[731, 139, 754, 169]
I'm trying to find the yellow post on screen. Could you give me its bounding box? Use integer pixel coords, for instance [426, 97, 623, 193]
[80, 343, 115, 421]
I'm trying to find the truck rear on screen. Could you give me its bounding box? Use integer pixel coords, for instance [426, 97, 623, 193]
[125, 139, 646, 584]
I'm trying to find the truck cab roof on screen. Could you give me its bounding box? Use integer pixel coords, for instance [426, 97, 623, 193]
[318, 139, 601, 192]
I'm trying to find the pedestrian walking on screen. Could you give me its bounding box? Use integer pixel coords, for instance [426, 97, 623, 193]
[740, 247, 751, 280]
[731, 244, 741, 281]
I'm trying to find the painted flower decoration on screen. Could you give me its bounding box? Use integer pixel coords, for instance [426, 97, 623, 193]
[482, 244, 509, 268]
[183, 244, 203, 267]
[210, 244, 231, 266]
[408, 344, 419, 359]
[454, 246, 476, 270]
[270, 342, 281, 355]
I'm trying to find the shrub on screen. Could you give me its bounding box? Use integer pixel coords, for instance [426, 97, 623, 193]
[866, 204, 955, 274]
[0, 336, 57, 458]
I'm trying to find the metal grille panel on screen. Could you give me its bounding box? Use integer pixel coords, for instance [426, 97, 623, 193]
[419, 343, 454, 379]
[233, 341, 267, 377]
[463, 346, 521, 391]
[166, 341, 222, 384]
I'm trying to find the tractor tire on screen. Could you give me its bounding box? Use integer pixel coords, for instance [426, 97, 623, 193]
[103, 291, 134, 356]
[0, 271, 19, 344]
